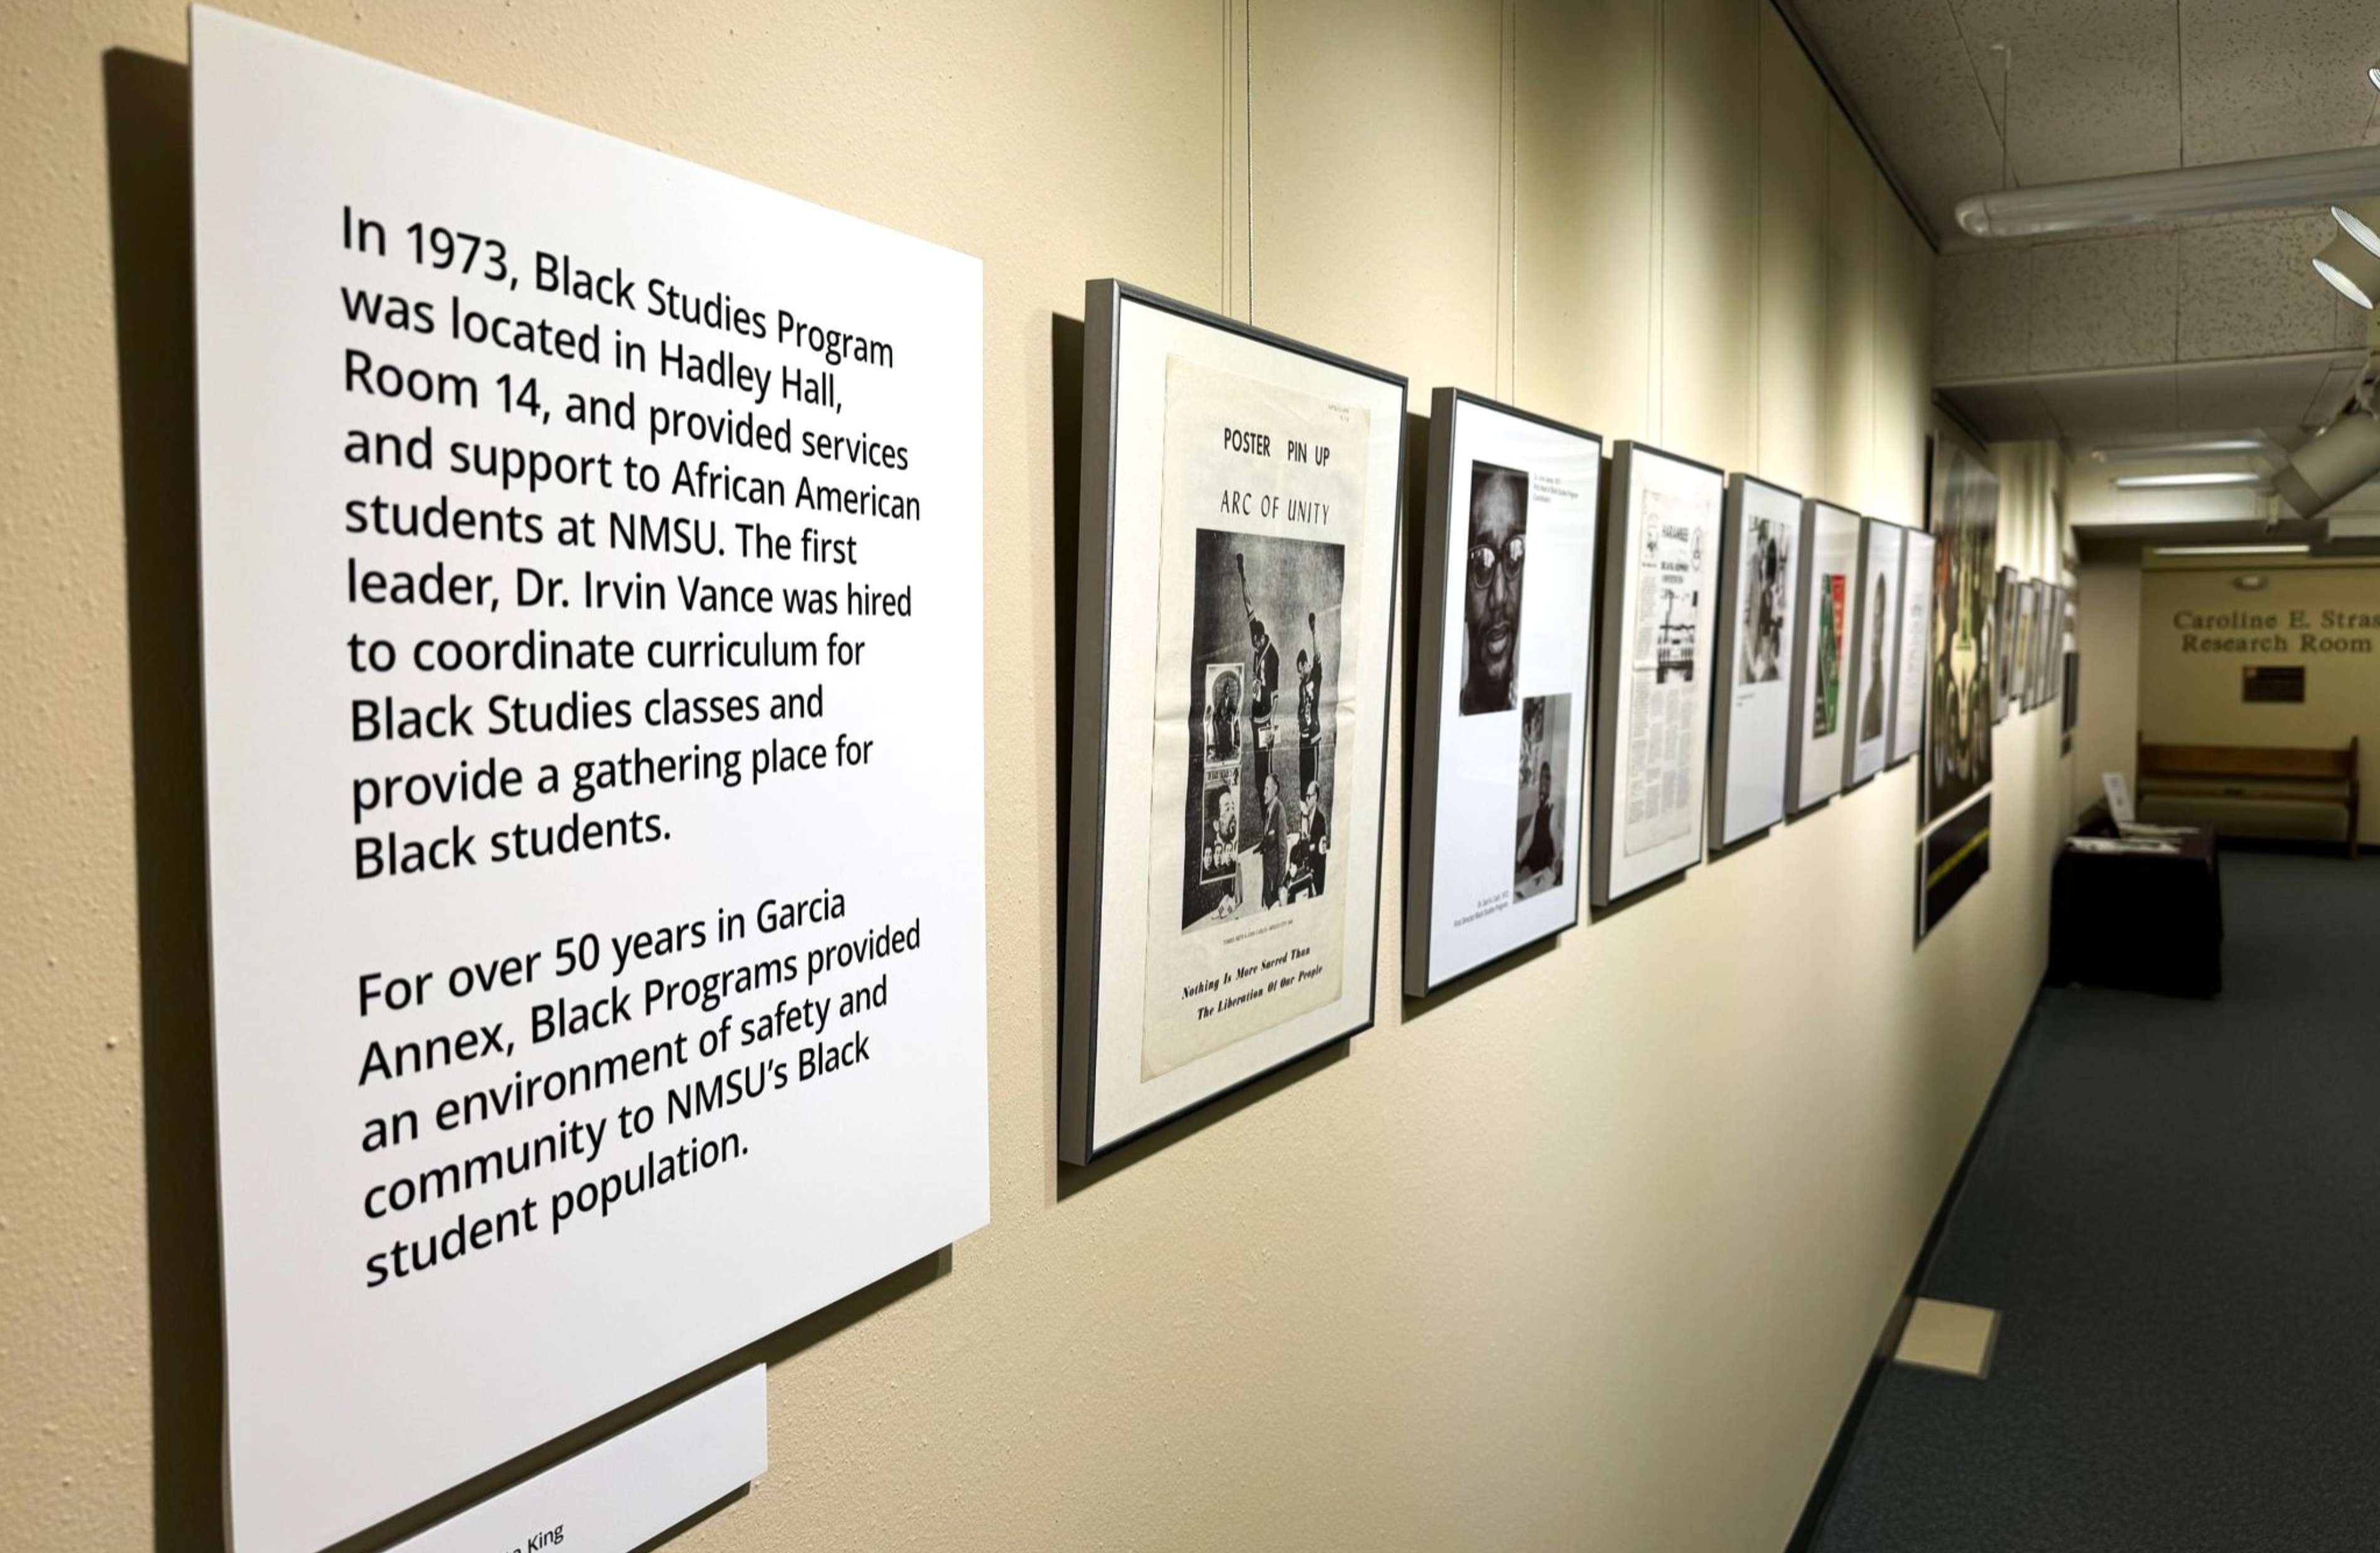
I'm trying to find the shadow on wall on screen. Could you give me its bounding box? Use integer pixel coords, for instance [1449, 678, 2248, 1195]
[103, 48, 955, 1553]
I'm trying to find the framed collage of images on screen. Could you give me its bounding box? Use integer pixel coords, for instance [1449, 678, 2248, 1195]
[1061, 281, 1407, 1163]
[1709, 475, 1803, 849]
[1590, 443, 1725, 907]
[1405, 391, 1603, 996]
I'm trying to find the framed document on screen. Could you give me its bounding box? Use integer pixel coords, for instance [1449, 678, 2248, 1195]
[1889, 530, 1937, 768]
[1060, 281, 1406, 1163]
[1993, 565, 2021, 721]
[1786, 500, 1861, 814]
[1843, 517, 1904, 790]
[1590, 442, 1724, 906]
[1708, 474, 1803, 849]
[1404, 390, 1603, 996]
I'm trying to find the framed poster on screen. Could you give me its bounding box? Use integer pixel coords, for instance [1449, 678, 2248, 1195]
[1786, 500, 1861, 814]
[1889, 530, 1937, 768]
[1844, 517, 1904, 789]
[1405, 390, 1602, 996]
[2016, 581, 2044, 711]
[1922, 436, 1999, 826]
[1993, 565, 2021, 720]
[1590, 442, 1724, 905]
[1709, 474, 1803, 849]
[1918, 793, 1992, 940]
[1061, 281, 1405, 1163]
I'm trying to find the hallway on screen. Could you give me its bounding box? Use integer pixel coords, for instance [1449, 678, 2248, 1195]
[1814, 850, 2380, 1549]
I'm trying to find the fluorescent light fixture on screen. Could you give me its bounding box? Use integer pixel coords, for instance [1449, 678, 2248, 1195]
[2111, 472, 2267, 490]
[2149, 544, 2309, 556]
[2335, 197, 2380, 256]
[2091, 438, 2268, 462]
[2314, 230, 2380, 308]
[1956, 145, 2380, 237]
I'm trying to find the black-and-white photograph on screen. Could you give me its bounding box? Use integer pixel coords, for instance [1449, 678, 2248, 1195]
[1513, 694, 1571, 900]
[1460, 460, 1529, 715]
[1181, 527, 1343, 929]
[1739, 514, 1791, 685]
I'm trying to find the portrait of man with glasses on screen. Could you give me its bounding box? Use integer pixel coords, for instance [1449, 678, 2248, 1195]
[1460, 460, 1529, 715]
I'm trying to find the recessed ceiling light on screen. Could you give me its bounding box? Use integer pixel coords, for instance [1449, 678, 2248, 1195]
[2149, 544, 2309, 556]
[2111, 472, 2267, 490]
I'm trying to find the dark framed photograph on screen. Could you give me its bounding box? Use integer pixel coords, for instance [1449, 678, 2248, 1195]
[1923, 435, 2000, 826]
[1060, 281, 1407, 1163]
[1590, 442, 1725, 905]
[1889, 530, 1937, 769]
[1843, 516, 1905, 791]
[1709, 474, 1803, 849]
[1405, 390, 1603, 996]
[1786, 499, 1861, 815]
[1993, 565, 2021, 721]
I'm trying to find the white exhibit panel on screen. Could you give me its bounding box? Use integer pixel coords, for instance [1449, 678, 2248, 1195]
[1786, 500, 1861, 813]
[192, 13, 989, 1552]
[1844, 518, 1903, 789]
[1707, 475, 1802, 849]
[386, 1368, 765, 1553]
[1404, 391, 1602, 994]
[1590, 443, 1725, 906]
[1890, 531, 1935, 768]
[1060, 283, 1406, 1161]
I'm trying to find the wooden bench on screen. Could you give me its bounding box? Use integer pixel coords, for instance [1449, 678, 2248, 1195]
[2135, 736, 2361, 859]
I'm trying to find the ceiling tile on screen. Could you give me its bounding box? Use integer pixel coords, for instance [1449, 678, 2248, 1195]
[2029, 232, 2178, 372]
[2034, 366, 2180, 439]
[2181, 0, 2380, 165]
[2176, 212, 2345, 361]
[1783, 0, 2007, 236]
[1938, 378, 2059, 440]
[1933, 247, 2031, 379]
[1950, 0, 2181, 186]
[2171, 353, 2330, 430]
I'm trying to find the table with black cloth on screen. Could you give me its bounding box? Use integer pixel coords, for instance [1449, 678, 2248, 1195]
[2048, 824, 2223, 998]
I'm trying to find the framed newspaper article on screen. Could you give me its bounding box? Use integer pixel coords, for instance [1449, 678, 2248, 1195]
[1708, 474, 1803, 850]
[1404, 390, 1603, 996]
[1786, 499, 1861, 815]
[1993, 565, 2020, 723]
[1843, 516, 1905, 791]
[1889, 530, 1937, 769]
[1060, 281, 1407, 1163]
[1590, 442, 1724, 907]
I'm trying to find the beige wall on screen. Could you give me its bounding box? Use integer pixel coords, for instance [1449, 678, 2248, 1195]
[1, 3, 2073, 1549]
[2074, 554, 2145, 818]
[2138, 558, 2380, 844]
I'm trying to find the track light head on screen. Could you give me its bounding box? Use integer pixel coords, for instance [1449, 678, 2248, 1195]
[2275, 405, 2380, 519]
[2313, 230, 2380, 309]
[2335, 198, 2380, 257]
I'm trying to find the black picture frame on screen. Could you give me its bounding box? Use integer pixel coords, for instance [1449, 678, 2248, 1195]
[1709, 473, 1804, 850]
[1404, 388, 1604, 996]
[1589, 441, 1726, 907]
[1060, 281, 1408, 1164]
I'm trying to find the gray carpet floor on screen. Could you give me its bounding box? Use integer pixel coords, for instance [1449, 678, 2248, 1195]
[1812, 849, 2380, 1552]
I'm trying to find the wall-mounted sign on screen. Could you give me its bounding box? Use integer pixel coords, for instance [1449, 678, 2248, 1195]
[194, 13, 988, 1550]
[2243, 664, 2307, 703]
